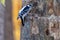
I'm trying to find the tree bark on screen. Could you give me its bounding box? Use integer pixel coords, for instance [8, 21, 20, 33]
[4, 0, 13, 40]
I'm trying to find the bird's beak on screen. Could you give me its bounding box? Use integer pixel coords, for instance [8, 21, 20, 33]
[17, 17, 19, 20]
[17, 17, 21, 20]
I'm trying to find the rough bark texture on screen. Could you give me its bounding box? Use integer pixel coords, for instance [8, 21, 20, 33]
[21, 0, 60, 40]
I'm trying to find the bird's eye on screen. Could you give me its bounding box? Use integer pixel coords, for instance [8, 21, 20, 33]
[29, 5, 31, 6]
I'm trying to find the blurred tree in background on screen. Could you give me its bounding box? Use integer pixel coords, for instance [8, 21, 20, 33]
[0, 0, 5, 6]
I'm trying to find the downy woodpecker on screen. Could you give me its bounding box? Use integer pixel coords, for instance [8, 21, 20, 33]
[17, 4, 33, 26]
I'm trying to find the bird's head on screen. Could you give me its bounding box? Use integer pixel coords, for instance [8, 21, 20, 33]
[17, 15, 21, 20]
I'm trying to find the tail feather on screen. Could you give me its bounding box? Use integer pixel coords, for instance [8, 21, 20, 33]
[20, 17, 24, 26]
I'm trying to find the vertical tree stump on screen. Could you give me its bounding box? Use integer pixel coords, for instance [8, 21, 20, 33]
[4, 0, 13, 40]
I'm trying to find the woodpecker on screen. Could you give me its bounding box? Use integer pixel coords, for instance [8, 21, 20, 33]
[17, 4, 33, 26]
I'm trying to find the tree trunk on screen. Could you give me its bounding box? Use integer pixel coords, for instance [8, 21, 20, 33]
[4, 0, 13, 40]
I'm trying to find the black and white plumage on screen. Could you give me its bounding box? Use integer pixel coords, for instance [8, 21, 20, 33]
[17, 4, 33, 26]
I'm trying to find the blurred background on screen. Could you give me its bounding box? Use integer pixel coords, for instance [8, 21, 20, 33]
[0, 0, 60, 40]
[0, 0, 22, 40]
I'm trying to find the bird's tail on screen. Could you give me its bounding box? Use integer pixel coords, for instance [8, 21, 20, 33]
[20, 17, 24, 26]
[17, 16, 24, 26]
